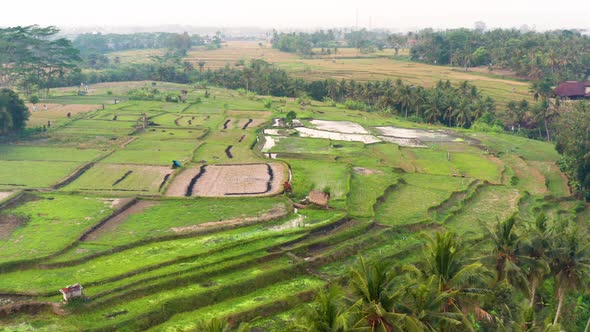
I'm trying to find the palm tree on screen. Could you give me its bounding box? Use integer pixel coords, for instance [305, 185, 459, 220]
[547, 222, 590, 325]
[198, 61, 206, 74]
[451, 99, 473, 128]
[196, 318, 251, 332]
[418, 231, 493, 331]
[481, 217, 530, 286]
[399, 274, 466, 331]
[295, 285, 350, 332]
[520, 213, 552, 308]
[349, 256, 421, 332]
[396, 85, 413, 118]
[423, 90, 444, 123]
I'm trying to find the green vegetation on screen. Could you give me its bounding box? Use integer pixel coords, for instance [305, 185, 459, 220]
[0, 194, 115, 263]
[0, 25, 588, 330]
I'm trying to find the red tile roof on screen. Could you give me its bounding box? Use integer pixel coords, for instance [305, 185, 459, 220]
[555, 81, 590, 97]
[59, 284, 82, 294]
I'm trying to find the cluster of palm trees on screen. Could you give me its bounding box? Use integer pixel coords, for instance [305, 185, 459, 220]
[203, 61, 496, 128]
[197, 214, 590, 331]
[294, 215, 590, 331]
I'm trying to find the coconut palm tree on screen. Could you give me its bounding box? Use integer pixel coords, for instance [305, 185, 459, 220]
[399, 273, 467, 331]
[547, 222, 590, 325]
[348, 256, 422, 332]
[480, 217, 533, 287]
[295, 285, 350, 332]
[424, 231, 491, 299]
[198, 61, 206, 74]
[520, 213, 552, 308]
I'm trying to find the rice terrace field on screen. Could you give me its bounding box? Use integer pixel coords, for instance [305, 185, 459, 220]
[0, 81, 583, 331]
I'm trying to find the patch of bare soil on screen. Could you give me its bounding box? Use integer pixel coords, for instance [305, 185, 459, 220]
[83, 201, 158, 241]
[310, 120, 369, 134]
[0, 214, 28, 240]
[0, 192, 13, 202]
[378, 136, 426, 148]
[295, 127, 381, 144]
[375, 126, 456, 142]
[165, 168, 203, 197]
[238, 118, 266, 129]
[192, 162, 288, 197]
[170, 203, 288, 233]
[353, 167, 383, 176]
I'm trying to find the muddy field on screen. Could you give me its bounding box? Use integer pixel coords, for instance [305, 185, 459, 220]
[310, 120, 369, 134]
[375, 126, 456, 142]
[295, 127, 381, 144]
[166, 163, 287, 197]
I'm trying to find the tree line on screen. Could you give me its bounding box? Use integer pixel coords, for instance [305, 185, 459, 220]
[201, 60, 496, 128]
[407, 28, 590, 82]
[74, 31, 222, 69]
[271, 29, 389, 56]
[271, 28, 590, 83]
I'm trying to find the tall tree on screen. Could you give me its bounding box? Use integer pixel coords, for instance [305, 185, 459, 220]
[0, 88, 29, 135]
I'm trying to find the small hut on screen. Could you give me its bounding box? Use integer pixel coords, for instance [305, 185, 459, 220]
[309, 190, 329, 207]
[59, 284, 84, 302]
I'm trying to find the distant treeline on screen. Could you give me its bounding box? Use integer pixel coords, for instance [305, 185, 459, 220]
[73, 32, 219, 54]
[73, 32, 222, 68]
[270, 29, 389, 56]
[407, 29, 590, 82]
[271, 28, 590, 82]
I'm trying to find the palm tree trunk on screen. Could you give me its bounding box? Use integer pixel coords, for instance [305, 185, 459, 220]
[530, 278, 537, 307]
[553, 285, 564, 325]
[544, 120, 551, 141]
[584, 316, 590, 332]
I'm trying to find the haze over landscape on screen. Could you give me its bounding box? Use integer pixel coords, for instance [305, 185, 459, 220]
[1, 0, 588, 31]
[1, 1, 590, 331]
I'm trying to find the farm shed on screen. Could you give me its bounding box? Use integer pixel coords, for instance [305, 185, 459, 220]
[59, 284, 84, 302]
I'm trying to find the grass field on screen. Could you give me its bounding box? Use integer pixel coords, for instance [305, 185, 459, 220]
[0, 194, 116, 263]
[0, 82, 577, 330]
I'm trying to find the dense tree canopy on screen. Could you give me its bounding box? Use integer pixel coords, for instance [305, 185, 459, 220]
[554, 101, 590, 199]
[0, 25, 81, 95]
[0, 88, 29, 135]
[407, 28, 590, 82]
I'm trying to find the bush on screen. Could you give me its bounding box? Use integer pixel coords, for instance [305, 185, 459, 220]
[263, 98, 273, 109]
[128, 87, 161, 101]
[164, 92, 179, 103]
[343, 99, 367, 111]
[29, 95, 39, 104]
[106, 90, 113, 95]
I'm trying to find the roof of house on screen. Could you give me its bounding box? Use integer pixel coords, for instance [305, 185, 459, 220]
[309, 190, 329, 206]
[554, 81, 590, 97]
[59, 284, 83, 294]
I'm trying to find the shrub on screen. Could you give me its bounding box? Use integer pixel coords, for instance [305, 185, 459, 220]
[29, 95, 39, 104]
[343, 99, 367, 111]
[128, 87, 161, 101]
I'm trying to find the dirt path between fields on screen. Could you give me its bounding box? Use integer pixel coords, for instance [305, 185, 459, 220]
[82, 200, 158, 242]
[170, 203, 289, 233]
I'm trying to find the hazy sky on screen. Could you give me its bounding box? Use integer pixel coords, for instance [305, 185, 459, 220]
[1, 0, 588, 31]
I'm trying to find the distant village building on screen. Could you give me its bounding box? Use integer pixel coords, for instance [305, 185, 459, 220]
[554, 81, 590, 99]
[59, 284, 84, 302]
